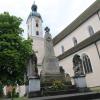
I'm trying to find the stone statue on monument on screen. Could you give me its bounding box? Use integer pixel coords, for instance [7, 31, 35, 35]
[27, 52, 40, 98]
[40, 27, 72, 94]
[27, 52, 39, 78]
[41, 26, 67, 84]
[42, 26, 60, 74]
[73, 54, 84, 77]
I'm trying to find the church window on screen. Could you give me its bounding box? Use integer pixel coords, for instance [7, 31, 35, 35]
[82, 54, 93, 74]
[88, 25, 94, 36]
[36, 23, 39, 27]
[36, 31, 39, 35]
[61, 45, 64, 53]
[73, 37, 77, 46]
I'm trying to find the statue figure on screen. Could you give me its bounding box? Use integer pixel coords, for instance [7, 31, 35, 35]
[27, 53, 38, 78]
[73, 54, 84, 76]
[59, 66, 65, 74]
[44, 27, 55, 57]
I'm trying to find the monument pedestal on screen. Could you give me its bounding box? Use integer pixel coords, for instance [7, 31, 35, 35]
[73, 75, 87, 92]
[28, 77, 40, 98]
[41, 73, 65, 83]
[40, 27, 72, 96]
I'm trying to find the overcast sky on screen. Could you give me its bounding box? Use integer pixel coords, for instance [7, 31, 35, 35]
[0, 0, 96, 38]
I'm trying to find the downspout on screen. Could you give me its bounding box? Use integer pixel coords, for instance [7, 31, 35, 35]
[95, 11, 100, 60]
[94, 43, 100, 59]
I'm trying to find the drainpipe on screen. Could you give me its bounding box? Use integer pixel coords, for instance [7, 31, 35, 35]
[94, 43, 100, 60]
[97, 11, 100, 21]
[95, 11, 100, 60]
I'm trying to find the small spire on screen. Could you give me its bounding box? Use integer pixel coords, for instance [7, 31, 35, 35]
[31, 1, 37, 12]
[34, 1, 35, 4]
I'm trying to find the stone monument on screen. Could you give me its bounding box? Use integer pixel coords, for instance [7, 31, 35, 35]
[73, 54, 87, 92]
[27, 53, 40, 98]
[40, 27, 66, 86]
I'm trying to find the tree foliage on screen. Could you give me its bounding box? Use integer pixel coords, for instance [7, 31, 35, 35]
[0, 12, 32, 85]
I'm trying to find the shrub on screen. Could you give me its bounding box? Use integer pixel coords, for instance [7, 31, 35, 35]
[51, 80, 65, 91]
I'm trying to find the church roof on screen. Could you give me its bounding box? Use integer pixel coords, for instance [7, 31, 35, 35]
[29, 11, 42, 19]
[53, 0, 100, 46]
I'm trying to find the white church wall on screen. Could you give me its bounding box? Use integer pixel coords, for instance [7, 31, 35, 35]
[59, 55, 75, 85]
[32, 36, 44, 66]
[54, 13, 100, 57]
[79, 44, 100, 88]
[59, 44, 100, 87]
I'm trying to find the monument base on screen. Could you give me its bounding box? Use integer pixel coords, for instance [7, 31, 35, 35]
[73, 75, 87, 92]
[28, 78, 40, 98]
[41, 73, 66, 85]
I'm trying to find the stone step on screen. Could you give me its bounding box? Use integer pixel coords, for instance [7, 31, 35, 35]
[32, 92, 100, 100]
[44, 92, 100, 100]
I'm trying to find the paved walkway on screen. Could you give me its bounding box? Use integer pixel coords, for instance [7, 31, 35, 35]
[1, 92, 100, 100]
[29, 92, 100, 100]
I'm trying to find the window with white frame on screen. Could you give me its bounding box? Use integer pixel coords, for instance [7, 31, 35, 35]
[82, 53, 93, 74]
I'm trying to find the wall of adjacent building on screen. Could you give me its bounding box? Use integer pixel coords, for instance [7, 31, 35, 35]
[59, 43, 100, 87]
[54, 13, 100, 57]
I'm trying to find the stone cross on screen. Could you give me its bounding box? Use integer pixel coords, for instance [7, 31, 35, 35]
[44, 26, 50, 33]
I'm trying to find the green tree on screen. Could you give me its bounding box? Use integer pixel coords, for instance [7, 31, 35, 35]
[0, 12, 32, 85]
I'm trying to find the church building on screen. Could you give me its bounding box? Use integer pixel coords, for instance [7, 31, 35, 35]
[27, 1, 100, 91]
[53, 1, 100, 90]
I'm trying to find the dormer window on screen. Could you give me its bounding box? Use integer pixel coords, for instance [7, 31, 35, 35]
[82, 53, 93, 74]
[36, 31, 39, 35]
[73, 37, 77, 46]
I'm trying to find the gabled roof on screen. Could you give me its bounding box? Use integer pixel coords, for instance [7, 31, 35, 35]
[53, 1, 100, 46]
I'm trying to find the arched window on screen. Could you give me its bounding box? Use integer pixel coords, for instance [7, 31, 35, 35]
[73, 37, 77, 46]
[88, 25, 94, 36]
[82, 54, 93, 74]
[36, 31, 39, 35]
[61, 45, 64, 53]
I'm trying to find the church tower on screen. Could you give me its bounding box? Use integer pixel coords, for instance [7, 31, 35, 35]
[27, 2, 44, 73]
